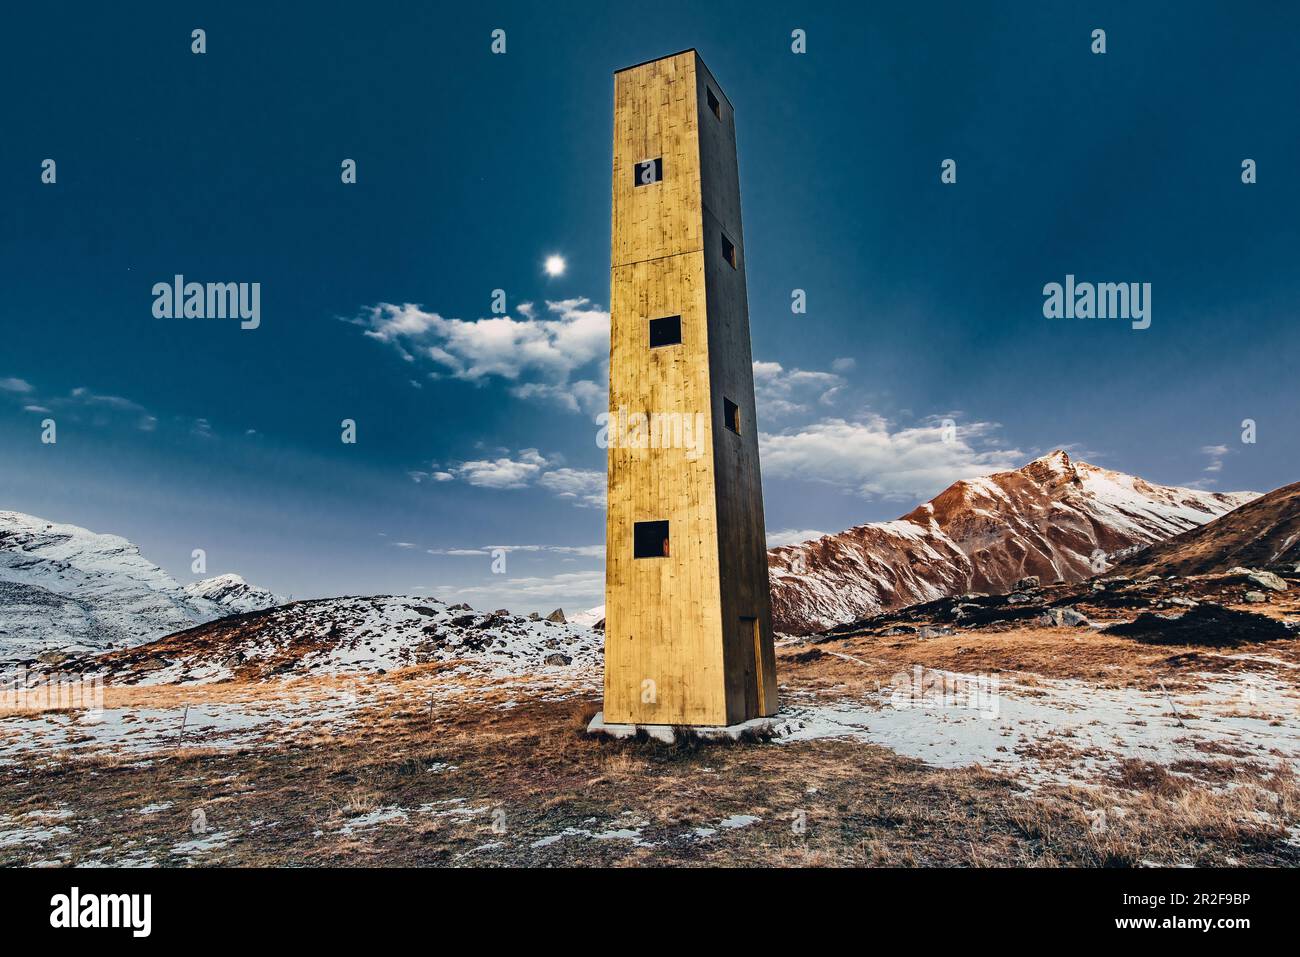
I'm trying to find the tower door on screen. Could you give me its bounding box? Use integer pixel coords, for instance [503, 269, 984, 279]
[741, 616, 765, 716]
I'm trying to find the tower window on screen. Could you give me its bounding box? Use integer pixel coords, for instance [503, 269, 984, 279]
[724, 397, 741, 434]
[633, 520, 670, 559]
[721, 234, 737, 268]
[634, 157, 663, 187]
[649, 315, 682, 348]
[706, 87, 721, 120]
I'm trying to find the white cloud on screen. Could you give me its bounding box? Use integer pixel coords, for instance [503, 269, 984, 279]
[765, 528, 828, 547]
[20, 384, 159, 432]
[510, 378, 606, 416]
[419, 449, 605, 508]
[752, 360, 844, 418]
[427, 543, 604, 558]
[430, 570, 605, 613]
[69, 387, 146, 412]
[760, 414, 1025, 501]
[831, 357, 856, 373]
[456, 449, 549, 489]
[349, 298, 610, 414]
[537, 467, 606, 508]
[1200, 444, 1230, 474]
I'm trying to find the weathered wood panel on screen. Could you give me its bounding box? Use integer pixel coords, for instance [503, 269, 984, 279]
[604, 50, 776, 726]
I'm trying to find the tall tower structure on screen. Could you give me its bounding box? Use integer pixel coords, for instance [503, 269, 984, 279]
[603, 50, 777, 727]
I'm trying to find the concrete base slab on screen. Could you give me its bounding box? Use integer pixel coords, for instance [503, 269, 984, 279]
[586, 710, 781, 744]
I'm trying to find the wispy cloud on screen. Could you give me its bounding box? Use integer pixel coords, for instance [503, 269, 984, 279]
[426, 543, 603, 557]
[765, 528, 827, 547]
[412, 448, 605, 508]
[69, 387, 146, 413]
[456, 449, 549, 489]
[429, 570, 604, 612]
[348, 297, 610, 415]
[1200, 444, 1230, 474]
[3, 380, 158, 432]
[760, 414, 1025, 502]
[537, 467, 605, 507]
[753, 360, 844, 418]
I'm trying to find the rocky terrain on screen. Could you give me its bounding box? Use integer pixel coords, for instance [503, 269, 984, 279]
[183, 574, 284, 616]
[65, 595, 601, 685]
[1115, 480, 1300, 578]
[0, 510, 281, 663]
[767, 451, 1256, 634]
[3, 554, 1297, 867]
[820, 565, 1299, 649]
[2, 470, 1297, 868]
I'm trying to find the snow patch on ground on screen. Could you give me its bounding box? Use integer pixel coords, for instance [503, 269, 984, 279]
[0, 693, 362, 763]
[775, 671, 1300, 787]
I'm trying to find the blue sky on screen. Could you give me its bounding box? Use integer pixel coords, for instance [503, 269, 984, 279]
[2, 2, 1297, 612]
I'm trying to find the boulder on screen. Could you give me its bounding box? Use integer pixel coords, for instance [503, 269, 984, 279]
[544, 653, 572, 666]
[544, 608, 566, 624]
[1014, 576, 1041, 591]
[917, 625, 954, 639]
[1039, 607, 1091, 628]
[1244, 591, 1268, 604]
[1228, 567, 1288, 593]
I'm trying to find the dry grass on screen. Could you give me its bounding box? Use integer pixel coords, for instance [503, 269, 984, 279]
[3, 595, 1297, 867]
[3, 683, 1297, 868]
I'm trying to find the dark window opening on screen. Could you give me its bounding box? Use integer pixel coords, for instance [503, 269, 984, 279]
[724, 397, 741, 434]
[634, 520, 670, 559]
[634, 157, 663, 187]
[706, 87, 721, 120]
[721, 234, 737, 268]
[649, 315, 682, 348]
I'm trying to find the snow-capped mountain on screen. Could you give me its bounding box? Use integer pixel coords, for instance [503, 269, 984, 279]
[567, 605, 606, 629]
[82, 595, 602, 685]
[1116, 480, 1300, 578]
[183, 573, 284, 615]
[0, 510, 280, 663]
[768, 451, 1258, 634]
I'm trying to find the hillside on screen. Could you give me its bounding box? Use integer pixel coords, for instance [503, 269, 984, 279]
[767, 451, 1256, 634]
[1114, 481, 1300, 577]
[0, 510, 281, 662]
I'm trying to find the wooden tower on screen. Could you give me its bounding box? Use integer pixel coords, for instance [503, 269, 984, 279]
[603, 50, 777, 726]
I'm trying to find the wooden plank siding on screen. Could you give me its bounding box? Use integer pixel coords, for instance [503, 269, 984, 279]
[604, 50, 777, 726]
